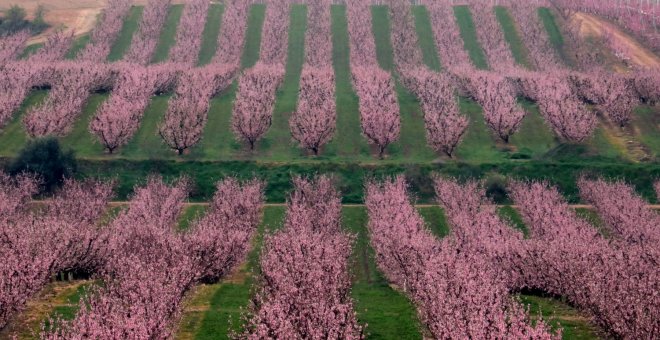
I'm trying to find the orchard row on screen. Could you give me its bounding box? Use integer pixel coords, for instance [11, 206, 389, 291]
[2, 173, 659, 337]
[0, 0, 659, 158]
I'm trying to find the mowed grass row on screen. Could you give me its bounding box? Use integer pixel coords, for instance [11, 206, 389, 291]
[2, 4, 656, 164]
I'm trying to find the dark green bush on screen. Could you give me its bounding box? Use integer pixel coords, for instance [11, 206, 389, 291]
[8, 138, 77, 193]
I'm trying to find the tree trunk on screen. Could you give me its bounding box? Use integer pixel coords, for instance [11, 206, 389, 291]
[378, 145, 385, 160]
[177, 148, 184, 155]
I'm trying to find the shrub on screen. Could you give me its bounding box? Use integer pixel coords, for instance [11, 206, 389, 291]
[8, 138, 77, 193]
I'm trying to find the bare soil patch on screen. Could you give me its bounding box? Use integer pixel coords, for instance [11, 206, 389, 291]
[571, 12, 660, 69]
[0, 0, 188, 45]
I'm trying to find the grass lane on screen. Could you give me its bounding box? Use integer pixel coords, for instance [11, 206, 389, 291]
[371, 5, 437, 163]
[412, 6, 442, 72]
[60, 93, 109, 157]
[537, 7, 568, 65]
[176, 206, 286, 339]
[197, 4, 225, 66]
[0, 90, 48, 157]
[632, 106, 660, 159]
[197, 4, 266, 160]
[259, 5, 307, 161]
[453, 5, 488, 70]
[107, 6, 144, 62]
[152, 4, 184, 63]
[343, 207, 424, 339]
[510, 100, 559, 160]
[65, 35, 91, 59]
[324, 5, 371, 160]
[494, 6, 532, 68]
[120, 95, 173, 159]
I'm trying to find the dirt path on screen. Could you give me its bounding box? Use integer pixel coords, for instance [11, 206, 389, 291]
[569, 12, 660, 162]
[571, 12, 660, 69]
[0, 0, 190, 45]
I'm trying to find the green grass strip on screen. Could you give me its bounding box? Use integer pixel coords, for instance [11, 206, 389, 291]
[0, 90, 48, 157]
[196, 4, 266, 160]
[324, 5, 371, 160]
[120, 95, 172, 159]
[518, 294, 600, 340]
[189, 206, 286, 339]
[537, 7, 565, 62]
[412, 5, 442, 72]
[453, 5, 489, 70]
[633, 106, 660, 159]
[371, 5, 436, 163]
[343, 207, 423, 339]
[60, 93, 109, 157]
[65, 34, 90, 60]
[197, 4, 225, 66]
[259, 4, 307, 160]
[497, 205, 529, 236]
[151, 4, 184, 63]
[509, 100, 558, 160]
[107, 6, 144, 62]
[19, 43, 43, 59]
[418, 206, 450, 237]
[454, 94, 504, 162]
[241, 4, 266, 69]
[494, 6, 532, 68]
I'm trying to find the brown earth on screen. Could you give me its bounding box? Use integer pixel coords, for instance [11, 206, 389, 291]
[0, 0, 189, 45]
[571, 12, 660, 69]
[570, 12, 660, 162]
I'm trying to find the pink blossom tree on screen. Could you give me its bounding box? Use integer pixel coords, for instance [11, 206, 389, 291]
[76, 0, 133, 62]
[510, 181, 660, 338]
[290, 67, 336, 155]
[352, 67, 400, 158]
[631, 70, 660, 106]
[231, 1, 290, 151]
[519, 72, 597, 142]
[346, 1, 400, 158]
[91, 63, 181, 153]
[570, 71, 638, 126]
[231, 64, 284, 150]
[422, 0, 472, 69]
[23, 62, 114, 137]
[404, 69, 468, 157]
[184, 178, 264, 283]
[159, 64, 235, 155]
[508, 2, 564, 71]
[57, 177, 264, 340]
[365, 176, 557, 339]
[289, 0, 337, 155]
[0, 30, 29, 63]
[459, 70, 526, 143]
[469, 3, 516, 71]
[168, 0, 209, 64]
[27, 30, 75, 62]
[0, 62, 39, 129]
[244, 176, 363, 338]
[1, 177, 113, 330]
[578, 177, 660, 246]
[124, 0, 171, 64]
[213, 0, 250, 66]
